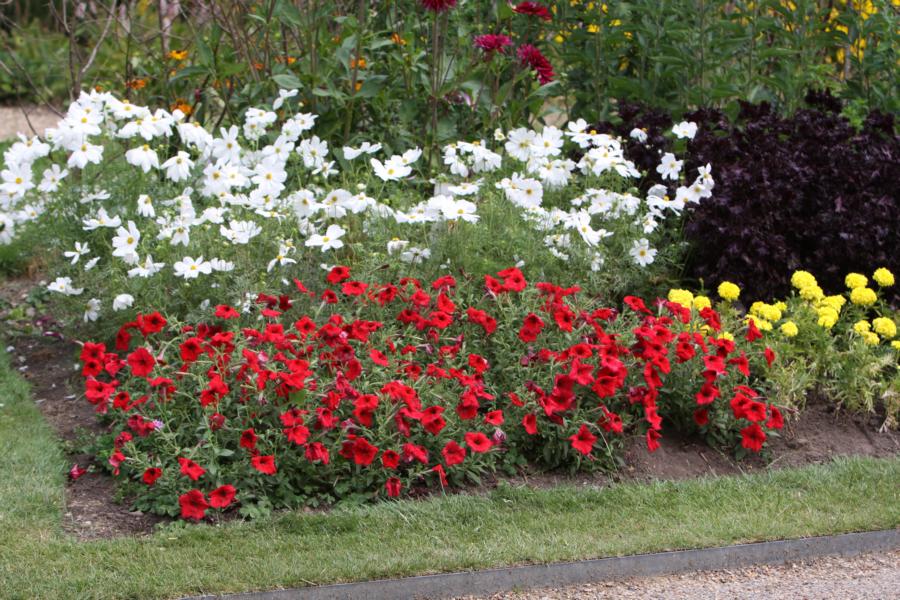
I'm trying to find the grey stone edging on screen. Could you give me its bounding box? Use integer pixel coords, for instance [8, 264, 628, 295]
[186, 528, 899, 600]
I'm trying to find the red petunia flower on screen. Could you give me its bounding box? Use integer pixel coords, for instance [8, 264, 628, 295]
[251, 455, 277, 475]
[740, 423, 766, 452]
[137, 311, 167, 336]
[646, 429, 662, 452]
[693, 408, 709, 426]
[513, 1, 552, 20]
[326, 265, 351, 284]
[522, 413, 538, 435]
[178, 457, 206, 481]
[351, 437, 379, 466]
[442, 440, 467, 466]
[484, 410, 504, 426]
[142, 467, 162, 485]
[381, 449, 400, 469]
[69, 464, 87, 481]
[464, 431, 492, 453]
[766, 405, 784, 430]
[214, 304, 240, 319]
[746, 318, 763, 341]
[385, 477, 402, 498]
[569, 424, 597, 455]
[764, 346, 776, 367]
[209, 484, 236, 509]
[239, 428, 258, 450]
[179, 489, 208, 520]
[127, 347, 156, 378]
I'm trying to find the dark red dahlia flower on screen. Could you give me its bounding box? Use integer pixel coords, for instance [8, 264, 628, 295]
[513, 2, 552, 21]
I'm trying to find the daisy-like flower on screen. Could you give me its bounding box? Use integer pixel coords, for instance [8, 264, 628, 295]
[161, 151, 194, 182]
[125, 144, 160, 173]
[655, 152, 683, 181]
[112, 294, 135, 311]
[267, 243, 297, 272]
[370, 156, 412, 181]
[111, 220, 142, 264]
[174, 256, 213, 279]
[387, 238, 410, 255]
[136, 194, 155, 218]
[272, 88, 299, 110]
[305, 224, 346, 251]
[400, 246, 431, 264]
[63, 242, 90, 265]
[629, 128, 648, 143]
[342, 142, 382, 160]
[68, 142, 103, 169]
[672, 121, 698, 139]
[220, 220, 262, 244]
[83, 298, 101, 323]
[629, 238, 657, 266]
[127, 255, 165, 278]
[48, 277, 84, 296]
[82, 208, 122, 230]
[38, 164, 68, 193]
[211, 126, 242, 163]
[209, 258, 235, 272]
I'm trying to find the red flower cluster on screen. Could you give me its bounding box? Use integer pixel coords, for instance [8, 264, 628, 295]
[513, 2, 552, 21]
[517, 44, 555, 85]
[473, 34, 513, 57]
[80, 267, 780, 520]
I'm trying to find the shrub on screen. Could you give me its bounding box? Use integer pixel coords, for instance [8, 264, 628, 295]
[80, 267, 780, 519]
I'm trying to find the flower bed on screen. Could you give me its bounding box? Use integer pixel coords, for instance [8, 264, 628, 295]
[80, 267, 781, 519]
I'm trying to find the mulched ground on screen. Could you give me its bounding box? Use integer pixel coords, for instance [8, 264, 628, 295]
[2, 275, 898, 540]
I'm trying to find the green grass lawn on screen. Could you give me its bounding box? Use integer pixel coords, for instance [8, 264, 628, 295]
[0, 347, 898, 600]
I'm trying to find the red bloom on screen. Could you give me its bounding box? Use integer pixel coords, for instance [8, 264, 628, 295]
[695, 382, 720, 405]
[420, 0, 457, 11]
[464, 431, 492, 453]
[623, 295, 651, 314]
[369, 348, 389, 366]
[306, 442, 330, 465]
[240, 428, 258, 450]
[513, 1, 552, 20]
[215, 304, 240, 319]
[569, 424, 597, 455]
[342, 280, 368, 296]
[109, 450, 125, 475]
[473, 34, 512, 56]
[381, 449, 400, 469]
[178, 457, 206, 481]
[740, 423, 766, 452]
[351, 437, 379, 466]
[764, 346, 776, 367]
[251, 455, 277, 475]
[522, 413, 538, 435]
[746, 318, 763, 341]
[484, 410, 504, 426]
[327, 265, 351, 284]
[517, 44, 554, 85]
[179, 489, 208, 520]
[442, 440, 467, 466]
[209, 484, 236, 509]
[142, 467, 162, 485]
[385, 477, 402, 498]
[127, 347, 156, 378]
[69, 464, 87, 481]
[693, 409, 709, 426]
[766, 405, 784, 430]
[646, 429, 662, 452]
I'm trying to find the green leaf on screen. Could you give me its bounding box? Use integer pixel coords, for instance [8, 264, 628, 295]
[272, 73, 302, 90]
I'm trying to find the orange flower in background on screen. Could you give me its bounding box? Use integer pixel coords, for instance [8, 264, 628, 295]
[167, 49, 188, 61]
[253, 62, 265, 71]
[126, 78, 147, 90]
[354, 81, 363, 92]
[350, 57, 367, 69]
[275, 55, 297, 65]
[171, 99, 193, 116]
[390, 32, 407, 45]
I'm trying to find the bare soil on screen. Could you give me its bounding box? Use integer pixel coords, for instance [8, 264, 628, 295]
[2, 275, 898, 539]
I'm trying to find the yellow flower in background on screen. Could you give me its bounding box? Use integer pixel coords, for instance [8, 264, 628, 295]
[873, 268, 895, 287]
[845, 272, 868, 289]
[863, 332, 880, 346]
[693, 295, 712, 311]
[891, 341, 900, 351]
[718, 281, 740, 301]
[780, 321, 799, 337]
[853, 320, 871, 335]
[748, 316, 772, 331]
[799, 285, 824, 302]
[587, 24, 600, 33]
[667, 289, 694, 309]
[774, 301, 788, 312]
[821, 295, 846, 311]
[791, 270, 817, 290]
[817, 306, 839, 329]
[850, 287, 877, 306]
[167, 49, 188, 61]
[718, 332, 734, 341]
[873, 317, 897, 339]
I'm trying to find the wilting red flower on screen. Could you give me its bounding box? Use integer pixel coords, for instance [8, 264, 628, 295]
[178, 457, 206, 481]
[420, 0, 456, 12]
[464, 431, 492, 453]
[306, 442, 330, 465]
[746, 318, 763, 341]
[179, 489, 209, 520]
[473, 34, 512, 56]
[569, 424, 597, 455]
[251, 455, 277, 475]
[693, 409, 709, 426]
[517, 44, 555, 85]
[766, 405, 784, 429]
[127, 347, 156, 377]
[209, 484, 236, 508]
[208, 412, 225, 430]
[513, 1, 552, 20]
[646, 429, 662, 452]
[385, 477, 402, 498]
[109, 450, 126, 475]
[69, 464, 87, 481]
[432, 463, 448, 487]
[740, 423, 766, 452]
[764, 347, 776, 367]
[142, 467, 162, 485]
[442, 440, 467, 466]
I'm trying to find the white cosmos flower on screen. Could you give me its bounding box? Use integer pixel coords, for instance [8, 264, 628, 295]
[137, 194, 155, 218]
[630, 238, 657, 267]
[672, 121, 698, 139]
[342, 142, 382, 160]
[174, 256, 213, 279]
[48, 277, 84, 296]
[84, 256, 101, 271]
[82, 208, 121, 231]
[161, 151, 194, 182]
[68, 142, 103, 169]
[400, 247, 430, 264]
[305, 224, 345, 251]
[629, 128, 648, 143]
[63, 241, 90, 265]
[127, 254, 165, 278]
[387, 238, 409, 255]
[267, 243, 297, 272]
[111, 220, 141, 264]
[370, 156, 411, 181]
[83, 298, 101, 323]
[209, 258, 235, 272]
[656, 152, 683, 181]
[0, 214, 14, 244]
[441, 199, 479, 223]
[38, 164, 68, 193]
[272, 88, 298, 110]
[112, 294, 135, 311]
[220, 220, 262, 244]
[125, 144, 160, 173]
[211, 126, 242, 163]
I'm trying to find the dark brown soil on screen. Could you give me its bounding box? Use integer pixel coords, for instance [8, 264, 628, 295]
[3, 279, 898, 540]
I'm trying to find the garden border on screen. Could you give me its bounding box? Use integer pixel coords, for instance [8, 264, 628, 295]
[188, 528, 899, 600]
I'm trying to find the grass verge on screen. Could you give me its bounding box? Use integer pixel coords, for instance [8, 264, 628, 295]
[0, 347, 898, 600]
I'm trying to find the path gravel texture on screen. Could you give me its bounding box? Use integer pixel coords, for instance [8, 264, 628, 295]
[0, 105, 60, 140]
[458, 550, 900, 600]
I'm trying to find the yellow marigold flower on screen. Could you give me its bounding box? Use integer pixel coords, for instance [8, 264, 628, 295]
[693, 295, 711, 311]
[817, 306, 839, 329]
[780, 321, 799, 337]
[845, 272, 868, 289]
[891, 341, 900, 351]
[863, 331, 880, 346]
[849, 287, 877, 307]
[717, 281, 740, 301]
[791, 270, 817, 290]
[774, 301, 788, 312]
[821, 295, 846, 311]
[799, 285, 824, 302]
[873, 267, 895, 287]
[667, 289, 693, 309]
[872, 317, 897, 339]
[853, 320, 871, 335]
[748, 316, 772, 331]
[718, 332, 734, 341]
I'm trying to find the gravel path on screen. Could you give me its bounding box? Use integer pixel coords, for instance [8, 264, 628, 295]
[459, 550, 900, 600]
[0, 106, 61, 140]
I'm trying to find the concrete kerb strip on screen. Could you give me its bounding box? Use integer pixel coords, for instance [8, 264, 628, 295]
[187, 529, 899, 600]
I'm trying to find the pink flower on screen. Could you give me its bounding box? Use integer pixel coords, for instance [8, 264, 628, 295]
[517, 44, 555, 85]
[473, 34, 512, 57]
